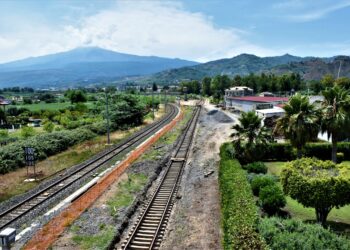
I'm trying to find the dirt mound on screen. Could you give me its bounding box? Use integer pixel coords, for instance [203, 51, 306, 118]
[207, 109, 233, 123]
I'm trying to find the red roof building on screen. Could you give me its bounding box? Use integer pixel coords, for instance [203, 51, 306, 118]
[225, 95, 289, 112]
[227, 96, 289, 103]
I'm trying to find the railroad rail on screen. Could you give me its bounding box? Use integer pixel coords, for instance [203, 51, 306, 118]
[0, 104, 179, 231]
[121, 103, 201, 250]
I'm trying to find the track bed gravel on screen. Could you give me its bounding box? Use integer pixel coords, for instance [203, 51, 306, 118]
[159, 105, 234, 250]
[51, 112, 189, 250]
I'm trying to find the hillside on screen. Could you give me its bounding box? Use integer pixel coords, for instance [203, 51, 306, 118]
[140, 54, 350, 84]
[0, 47, 198, 88]
[269, 56, 350, 80]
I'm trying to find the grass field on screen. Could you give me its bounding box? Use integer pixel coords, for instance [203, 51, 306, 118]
[265, 161, 350, 236]
[0, 107, 165, 202]
[8, 101, 96, 111]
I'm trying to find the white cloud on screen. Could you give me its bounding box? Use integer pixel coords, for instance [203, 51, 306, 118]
[0, 1, 277, 63]
[281, 1, 350, 22]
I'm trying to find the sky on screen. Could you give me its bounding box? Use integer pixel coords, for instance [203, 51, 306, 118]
[0, 0, 350, 63]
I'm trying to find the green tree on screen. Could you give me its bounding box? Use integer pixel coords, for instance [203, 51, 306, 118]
[321, 86, 350, 162]
[43, 121, 55, 133]
[23, 97, 33, 104]
[335, 77, 350, 90]
[202, 77, 212, 96]
[275, 93, 320, 158]
[281, 158, 350, 226]
[232, 111, 271, 162]
[65, 90, 87, 104]
[321, 74, 335, 89]
[210, 75, 231, 99]
[152, 83, 158, 92]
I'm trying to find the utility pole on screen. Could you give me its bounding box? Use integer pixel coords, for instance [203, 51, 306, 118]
[152, 88, 155, 120]
[104, 88, 111, 145]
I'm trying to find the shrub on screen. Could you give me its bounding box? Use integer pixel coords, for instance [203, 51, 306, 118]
[259, 185, 286, 215]
[337, 152, 344, 163]
[0, 129, 9, 138]
[219, 143, 266, 249]
[244, 162, 267, 174]
[258, 217, 350, 249]
[251, 175, 276, 196]
[43, 121, 55, 133]
[21, 126, 36, 138]
[0, 128, 96, 174]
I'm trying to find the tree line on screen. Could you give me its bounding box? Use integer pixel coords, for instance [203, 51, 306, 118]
[179, 73, 350, 100]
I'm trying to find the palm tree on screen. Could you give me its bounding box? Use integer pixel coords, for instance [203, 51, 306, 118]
[232, 111, 271, 148]
[321, 86, 350, 162]
[275, 93, 320, 158]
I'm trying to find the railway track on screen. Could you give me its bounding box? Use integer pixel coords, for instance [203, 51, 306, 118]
[120, 103, 201, 250]
[0, 104, 179, 231]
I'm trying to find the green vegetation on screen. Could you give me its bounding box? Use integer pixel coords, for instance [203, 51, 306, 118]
[321, 86, 350, 162]
[0, 93, 160, 174]
[281, 158, 350, 226]
[259, 184, 286, 215]
[64, 89, 87, 104]
[231, 111, 271, 164]
[107, 173, 148, 216]
[258, 217, 350, 250]
[265, 161, 350, 230]
[72, 225, 115, 250]
[70, 173, 147, 249]
[251, 175, 276, 196]
[8, 102, 72, 111]
[243, 162, 267, 174]
[275, 93, 320, 158]
[20, 126, 36, 138]
[219, 143, 266, 249]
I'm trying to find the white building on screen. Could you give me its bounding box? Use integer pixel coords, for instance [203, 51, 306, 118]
[225, 86, 253, 97]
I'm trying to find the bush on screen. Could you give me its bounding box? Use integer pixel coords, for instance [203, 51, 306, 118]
[259, 185, 286, 215]
[43, 121, 55, 133]
[219, 143, 266, 249]
[243, 162, 267, 174]
[0, 128, 96, 174]
[258, 217, 350, 249]
[251, 175, 276, 196]
[0, 129, 9, 138]
[337, 152, 344, 163]
[21, 126, 36, 138]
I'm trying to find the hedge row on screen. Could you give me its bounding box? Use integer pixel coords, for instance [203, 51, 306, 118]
[257, 142, 350, 161]
[0, 128, 97, 174]
[219, 143, 266, 249]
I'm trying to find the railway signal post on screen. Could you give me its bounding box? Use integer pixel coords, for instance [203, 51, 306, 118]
[23, 146, 36, 178]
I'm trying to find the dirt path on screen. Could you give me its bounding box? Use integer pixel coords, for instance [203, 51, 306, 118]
[160, 103, 234, 250]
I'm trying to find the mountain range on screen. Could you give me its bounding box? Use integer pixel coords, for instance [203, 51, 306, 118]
[0, 47, 198, 88]
[139, 54, 350, 84]
[0, 47, 349, 88]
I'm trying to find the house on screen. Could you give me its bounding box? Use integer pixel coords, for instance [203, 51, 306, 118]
[224, 96, 289, 112]
[224, 86, 253, 97]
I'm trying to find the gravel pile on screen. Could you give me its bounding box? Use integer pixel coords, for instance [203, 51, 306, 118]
[207, 109, 233, 123]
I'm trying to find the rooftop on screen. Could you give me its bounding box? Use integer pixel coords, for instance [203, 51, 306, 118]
[228, 96, 289, 103]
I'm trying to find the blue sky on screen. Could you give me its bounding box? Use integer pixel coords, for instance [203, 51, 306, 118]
[0, 0, 349, 63]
